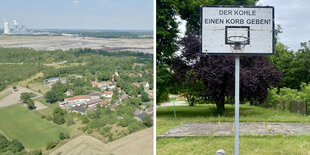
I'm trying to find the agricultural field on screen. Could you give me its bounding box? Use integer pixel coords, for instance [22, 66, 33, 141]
[0, 105, 71, 149]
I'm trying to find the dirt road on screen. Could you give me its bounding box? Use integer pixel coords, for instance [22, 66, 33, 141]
[50, 127, 153, 155]
[0, 86, 43, 109]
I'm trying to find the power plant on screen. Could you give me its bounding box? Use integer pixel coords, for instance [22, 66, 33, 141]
[3, 22, 10, 34]
[2, 19, 28, 34]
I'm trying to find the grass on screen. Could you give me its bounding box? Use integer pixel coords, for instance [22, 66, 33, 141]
[157, 104, 310, 135]
[157, 135, 310, 155]
[0, 90, 12, 100]
[35, 98, 59, 116]
[0, 105, 71, 149]
[157, 104, 310, 154]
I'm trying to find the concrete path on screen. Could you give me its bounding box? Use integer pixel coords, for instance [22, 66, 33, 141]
[157, 101, 188, 107]
[0, 86, 43, 109]
[158, 122, 310, 138]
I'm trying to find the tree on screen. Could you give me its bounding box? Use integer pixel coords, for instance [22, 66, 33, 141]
[156, 0, 179, 103]
[25, 98, 36, 110]
[112, 88, 118, 100]
[45, 81, 67, 103]
[12, 85, 17, 90]
[9, 139, 24, 152]
[0, 134, 9, 150]
[53, 107, 65, 125]
[141, 92, 150, 102]
[172, 30, 282, 114]
[20, 92, 31, 102]
[20, 93, 36, 110]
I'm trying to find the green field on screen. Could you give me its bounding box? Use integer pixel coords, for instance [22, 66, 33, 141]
[157, 104, 310, 135]
[157, 135, 310, 155]
[157, 104, 310, 154]
[0, 105, 71, 149]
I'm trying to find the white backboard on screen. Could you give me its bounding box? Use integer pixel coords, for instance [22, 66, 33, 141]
[201, 6, 274, 55]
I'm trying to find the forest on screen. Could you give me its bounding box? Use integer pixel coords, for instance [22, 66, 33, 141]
[0, 48, 153, 92]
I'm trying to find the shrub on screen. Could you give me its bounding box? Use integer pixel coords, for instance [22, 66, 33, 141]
[0, 133, 10, 150]
[82, 127, 88, 132]
[41, 115, 46, 119]
[46, 141, 59, 150]
[141, 92, 150, 102]
[128, 121, 143, 134]
[66, 116, 75, 126]
[59, 132, 65, 140]
[10, 139, 24, 152]
[118, 118, 130, 127]
[53, 107, 65, 125]
[81, 116, 89, 124]
[47, 115, 53, 121]
[64, 133, 70, 139]
[142, 115, 153, 127]
[108, 133, 113, 142]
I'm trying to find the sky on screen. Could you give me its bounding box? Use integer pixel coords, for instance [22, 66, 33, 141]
[257, 0, 310, 51]
[177, 0, 310, 51]
[0, 0, 153, 30]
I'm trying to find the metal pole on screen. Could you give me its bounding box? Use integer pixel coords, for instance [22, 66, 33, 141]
[235, 56, 240, 155]
[173, 96, 176, 126]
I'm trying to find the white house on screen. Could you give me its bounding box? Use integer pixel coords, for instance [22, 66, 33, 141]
[64, 95, 91, 106]
[102, 91, 113, 98]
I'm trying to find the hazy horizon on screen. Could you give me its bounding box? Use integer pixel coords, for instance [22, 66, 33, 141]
[0, 0, 153, 30]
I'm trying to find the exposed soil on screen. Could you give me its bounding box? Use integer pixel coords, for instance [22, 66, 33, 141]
[0, 36, 153, 53]
[50, 127, 153, 155]
[0, 86, 43, 109]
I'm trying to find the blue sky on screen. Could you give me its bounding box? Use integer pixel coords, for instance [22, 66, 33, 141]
[0, 0, 153, 30]
[257, 0, 310, 51]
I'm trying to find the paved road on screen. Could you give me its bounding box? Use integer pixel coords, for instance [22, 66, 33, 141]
[0, 86, 43, 109]
[158, 122, 310, 138]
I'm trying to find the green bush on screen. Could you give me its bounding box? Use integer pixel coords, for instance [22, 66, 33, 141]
[82, 127, 88, 132]
[0, 133, 10, 150]
[9, 139, 24, 152]
[59, 132, 65, 140]
[81, 116, 89, 124]
[47, 115, 53, 121]
[40, 115, 46, 119]
[128, 121, 143, 134]
[142, 115, 153, 127]
[46, 141, 59, 150]
[53, 107, 65, 125]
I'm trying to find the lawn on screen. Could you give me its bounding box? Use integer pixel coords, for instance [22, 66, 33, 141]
[0, 105, 71, 149]
[157, 104, 310, 135]
[157, 135, 310, 155]
[35, 98, 59, 116]
[157, 104, 310, 154]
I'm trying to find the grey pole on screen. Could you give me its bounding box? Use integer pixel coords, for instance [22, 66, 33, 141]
[235, 56, 240, 155]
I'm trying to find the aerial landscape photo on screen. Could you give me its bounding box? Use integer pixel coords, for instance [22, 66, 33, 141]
[0, 0, 153, 154]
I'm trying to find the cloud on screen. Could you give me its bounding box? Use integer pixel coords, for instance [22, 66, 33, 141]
[73, 0, 79, 6]
[89, 8, 95, 11]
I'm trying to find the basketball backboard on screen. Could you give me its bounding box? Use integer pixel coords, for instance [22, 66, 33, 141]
[201, 6, 274, 55]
